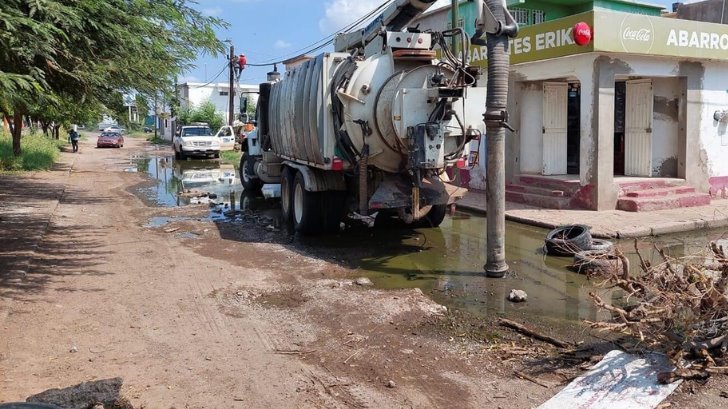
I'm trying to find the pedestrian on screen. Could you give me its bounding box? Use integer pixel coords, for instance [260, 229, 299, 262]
[68, 128, 80, 153]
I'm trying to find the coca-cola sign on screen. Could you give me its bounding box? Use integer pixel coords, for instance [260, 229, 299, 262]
[619, 15, 655, 53]
[622, 27, 651, 42]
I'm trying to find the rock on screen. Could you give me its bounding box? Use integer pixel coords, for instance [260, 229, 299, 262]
[354, 277, 373, 286]
[508, 289, 528, 303]
[26, 378, 134, 409]
[70, 345, 79, 353]
[207, 193, 218, 199]
[386, 380, 396, 388]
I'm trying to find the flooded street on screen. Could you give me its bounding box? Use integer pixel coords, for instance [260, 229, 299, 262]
[127, 151, 728, 327]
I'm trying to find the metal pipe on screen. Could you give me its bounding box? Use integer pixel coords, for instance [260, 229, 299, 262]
[484, 0, 510, 278]
[228, 45, 235, 126]
[451, 0, 459, 54]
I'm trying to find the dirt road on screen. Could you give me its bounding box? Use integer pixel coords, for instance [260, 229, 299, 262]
[0, 137, 556, 408]
[2, 136, 725, 408]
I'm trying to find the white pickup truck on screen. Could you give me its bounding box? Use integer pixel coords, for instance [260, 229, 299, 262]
[174, 124, 221, 160]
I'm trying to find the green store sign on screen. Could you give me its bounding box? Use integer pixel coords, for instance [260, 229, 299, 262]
[467, 12, 594, 66]
[594, 10, 728, 60]
[466, 10, 728, 66]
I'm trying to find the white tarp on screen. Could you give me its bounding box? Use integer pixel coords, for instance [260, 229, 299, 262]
[538, 350, 682, 409]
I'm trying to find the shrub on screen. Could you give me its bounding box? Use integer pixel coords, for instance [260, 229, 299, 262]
[0, 131, 63, 171]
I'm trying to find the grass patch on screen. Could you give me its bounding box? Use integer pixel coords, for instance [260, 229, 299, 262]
[146, 136, 170, 144]
[220, 150, 242, 165]
[127, 131, 149, 139]
[0, 131, 63, 171]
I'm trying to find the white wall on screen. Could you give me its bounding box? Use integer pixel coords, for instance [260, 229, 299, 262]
[698, 62, 728, 177]
[651, 77, 681, 177]
[179, 82, 259, 124]
[518, 82, 544, 174]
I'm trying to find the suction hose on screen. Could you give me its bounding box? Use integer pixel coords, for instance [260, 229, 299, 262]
[484, 0, 512, 278]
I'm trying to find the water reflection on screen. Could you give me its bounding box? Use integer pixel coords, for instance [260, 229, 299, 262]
[135, 155, 244, 209]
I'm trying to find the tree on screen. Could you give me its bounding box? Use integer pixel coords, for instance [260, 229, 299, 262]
[177, 100, 225, 131]
[0, 0, 226, 155]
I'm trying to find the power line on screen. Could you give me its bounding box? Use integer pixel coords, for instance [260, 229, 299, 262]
[244, 0, 394, 67]
[189, 63, 228, 88]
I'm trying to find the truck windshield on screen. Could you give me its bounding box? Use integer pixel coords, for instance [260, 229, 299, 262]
[182, 127, 212, 136]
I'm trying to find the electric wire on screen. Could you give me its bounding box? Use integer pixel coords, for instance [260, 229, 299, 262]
[190, 63, 228, 88]
[244, 0, 395, 67]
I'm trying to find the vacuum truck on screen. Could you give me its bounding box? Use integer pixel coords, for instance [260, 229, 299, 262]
[241, 0, 489, 234]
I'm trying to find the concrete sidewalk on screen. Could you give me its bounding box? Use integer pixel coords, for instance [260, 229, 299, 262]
[457, 190, 728, 238]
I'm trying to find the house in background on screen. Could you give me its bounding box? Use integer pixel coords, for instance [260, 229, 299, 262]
[412, 0, 728, 212]
[177, 82, 259, 125]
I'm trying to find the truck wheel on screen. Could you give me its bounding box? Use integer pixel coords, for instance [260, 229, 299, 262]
[213, 152, 220, 159]
[292, 171, 321, 234]
[413, 204, 448, 228]
[174, 147, 180, 160]
[178, 147, 186, 160]
[240, 152, 263, 192]
[320, 191, 345, 233]
[280, 167, 294, 225]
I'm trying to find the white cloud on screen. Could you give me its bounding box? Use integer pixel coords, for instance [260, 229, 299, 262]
[319, 0, 382, 34]
[201, 7, 223, 17]
[178, 75, 200, 84]
[274, 40, 292, 49]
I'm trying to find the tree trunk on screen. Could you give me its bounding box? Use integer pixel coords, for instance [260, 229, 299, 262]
[12, 113, 22, 157]
[53, 125, 61, 141]
[41, 121, 50, 136]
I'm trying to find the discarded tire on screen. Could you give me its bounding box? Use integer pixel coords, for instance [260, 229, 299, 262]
[573, 250, 623, 275]
[544, 225, 592, 256]
[588, 238, 614, 252]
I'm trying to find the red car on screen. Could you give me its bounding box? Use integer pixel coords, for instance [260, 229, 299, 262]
[97, 132, 124, 148]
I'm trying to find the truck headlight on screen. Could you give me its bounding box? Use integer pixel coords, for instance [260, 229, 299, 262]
[182, 140, 190, 147]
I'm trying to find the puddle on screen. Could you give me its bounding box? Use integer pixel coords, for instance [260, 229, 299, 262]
[296, 212, 728, 325]
[144, 216, 193, 228]
[131, 155, 245, 212]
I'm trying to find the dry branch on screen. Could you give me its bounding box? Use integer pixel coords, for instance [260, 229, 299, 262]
[498, 318, 571, 348]
[589, 240, 728, 382]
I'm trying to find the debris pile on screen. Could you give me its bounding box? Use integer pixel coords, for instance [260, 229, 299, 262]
[587, 240, 728, 383]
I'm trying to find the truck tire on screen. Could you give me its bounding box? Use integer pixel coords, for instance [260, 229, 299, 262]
[213, 152, 220, 159]
[544, 225, 592, 256]
[178, 147, 186, 160]
[292, 171, 322, 234]
[240, 152, 263, 192]
[174, 146, 181, 160]
[280, 167, 294, 225]
[320, 191, 345, 233]
[419, 204, 447, 228]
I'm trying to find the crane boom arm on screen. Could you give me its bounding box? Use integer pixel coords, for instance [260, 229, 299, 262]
[334, 0, 439, 53]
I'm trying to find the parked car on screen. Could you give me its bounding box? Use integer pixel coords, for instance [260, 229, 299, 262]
[213, 125, 236, 151]
[173, 124, 220, 159]
[104, 125, 124, 134]
[97, 132, 124, 148]
[143, 126, 153, 133]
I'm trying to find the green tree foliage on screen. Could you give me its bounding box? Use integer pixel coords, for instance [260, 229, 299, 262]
[0, 0, 226, 156]
[177, 100, 225, 131]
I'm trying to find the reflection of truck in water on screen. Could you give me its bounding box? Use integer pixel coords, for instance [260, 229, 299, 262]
[240, 0, 487, 234]
[174, 162, 237, 191]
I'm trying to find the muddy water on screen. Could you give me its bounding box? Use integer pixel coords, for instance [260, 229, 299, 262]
[129, 154, 728, 324]
[298, 214, 728, 325]
[131, 155, 243, 211]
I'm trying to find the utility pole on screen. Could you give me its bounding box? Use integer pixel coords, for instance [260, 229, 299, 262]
[154, 92, 158, 140]
[228, 45, 235, 126]
[451, 0, 459, 54]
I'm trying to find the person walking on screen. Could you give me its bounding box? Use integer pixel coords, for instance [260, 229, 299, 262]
[68, 128, 80, 153]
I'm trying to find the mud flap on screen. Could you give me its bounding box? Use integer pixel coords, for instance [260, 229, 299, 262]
[368, 175, 466, 209]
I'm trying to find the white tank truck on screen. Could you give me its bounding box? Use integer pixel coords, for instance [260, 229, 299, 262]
[241, 0, 490, 234]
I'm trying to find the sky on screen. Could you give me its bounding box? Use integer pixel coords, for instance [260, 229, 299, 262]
[184, 0, 678, 87]
[183, 0, 451, 86]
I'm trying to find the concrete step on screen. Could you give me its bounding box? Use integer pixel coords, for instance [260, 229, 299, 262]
[517, 175, 582, 195]
[506, 190, 572, 209]
[618, 179, 685, 194]
[506, 184, 565, 197]
[617, 192, 711, 212]
[625, 186, 695, 198]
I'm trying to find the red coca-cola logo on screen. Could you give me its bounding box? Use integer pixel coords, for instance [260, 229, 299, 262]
[573, 22, 592, 46]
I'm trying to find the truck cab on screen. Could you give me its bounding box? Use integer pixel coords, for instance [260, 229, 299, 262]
[174, 123, 221, 160]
